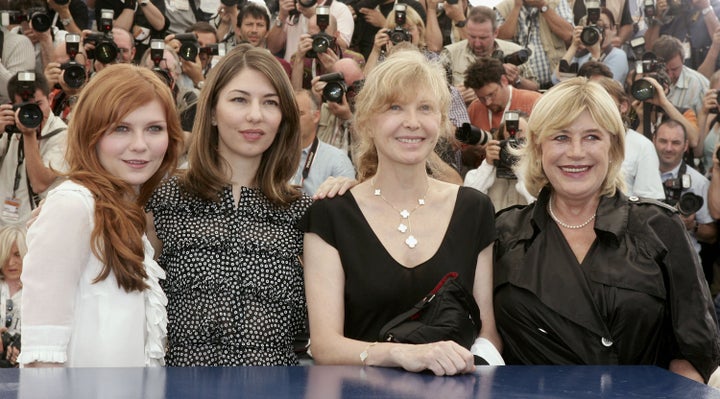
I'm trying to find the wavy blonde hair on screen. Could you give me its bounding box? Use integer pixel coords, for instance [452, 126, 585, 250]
[518, 77, 626, 197]
[352, 49, 452, 180]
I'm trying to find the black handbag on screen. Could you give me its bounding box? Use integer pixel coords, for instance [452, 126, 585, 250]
[378, 272, 482, 352]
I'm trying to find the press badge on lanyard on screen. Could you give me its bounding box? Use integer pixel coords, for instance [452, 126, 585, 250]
[2, 198, 20, 221]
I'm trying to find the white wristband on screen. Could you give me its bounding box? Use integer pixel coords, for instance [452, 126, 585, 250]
[470, 337, 505, 365]
[703, 6, 714, 15]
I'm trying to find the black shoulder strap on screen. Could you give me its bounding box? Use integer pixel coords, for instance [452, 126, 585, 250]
[0, 29, 4, 61]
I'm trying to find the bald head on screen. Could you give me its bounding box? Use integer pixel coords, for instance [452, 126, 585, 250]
[334, 58, 364, 85]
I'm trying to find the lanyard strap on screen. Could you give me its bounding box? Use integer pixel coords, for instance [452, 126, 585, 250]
[487, 86, 514, 130]
[301, 136, 320, 184]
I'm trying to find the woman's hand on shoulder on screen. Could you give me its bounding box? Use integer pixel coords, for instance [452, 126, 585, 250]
[313, 176, 358, 200]
[391, 341, 475, 376]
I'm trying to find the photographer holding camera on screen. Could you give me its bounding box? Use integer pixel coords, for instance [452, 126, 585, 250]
[654, 119, 716, 256]
[553, 6, 628, 84]
[0, 2, 36, 104]
[267, 0, 354, 62]
[0, 72, 67, 227]
[644, 0, 720, 70]
[440, 5, 538, 105]
[94, 0, 168, 64]
[290, 6, 363, 90]
[44, 34, 88, 122]
[311, 57, 363, 154]
[363, 3, 429, 74]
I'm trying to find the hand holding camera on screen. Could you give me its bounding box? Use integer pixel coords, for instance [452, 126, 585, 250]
[701, 89, 719, 115]
[484, 139, 503, 164]
[0, 105, 16, 134]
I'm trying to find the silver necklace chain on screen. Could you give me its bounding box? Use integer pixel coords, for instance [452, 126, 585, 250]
[371, 178, 429, 249]
[548, 197, 596, 229]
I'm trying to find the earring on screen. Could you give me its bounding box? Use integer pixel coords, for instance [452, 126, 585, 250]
[211, 118, 217, 126]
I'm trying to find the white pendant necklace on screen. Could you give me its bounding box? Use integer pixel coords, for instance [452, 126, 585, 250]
[548, 197, 596, 229]
[371, 178, 429, 249]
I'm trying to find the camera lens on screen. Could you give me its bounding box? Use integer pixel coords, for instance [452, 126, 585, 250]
[312, 36, 330, 54]
[179, 42, 198, 61]
[62, 63, 86, 89]
[95, 42, 118, 64]
[580, 26, 601, 46]
[389, 29, 410, 45]
[31, 12, 52, 32]
[677, 192, 704, 216]
[631, 79, 655, 101]
[18, 103, 43, 129]
[322, 82, 346, 103]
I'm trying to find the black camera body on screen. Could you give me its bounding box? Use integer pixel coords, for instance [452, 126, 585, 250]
[455, 123, 491, 146]
[630, 52, 668, 101]
[85, 9, 118, 64]
[307, 6, 335, 58]
[175, 32, 199, 61]
[318, 72, 346, 103]
[630, 37, 646, 60]
[389, 3, 411, 45]
[5, 72, 43, 134]
[663, 172, 704, 216]
[60, 34, 86, 89]
[495, 111, 522, 180]
[581, 2, 603, 46]
[0, 10, 51, 32]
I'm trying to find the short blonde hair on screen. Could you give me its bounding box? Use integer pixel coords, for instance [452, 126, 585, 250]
[353, 49, 451, 180]
[0, 225, 26, 280]
[519, 77, 626, 197]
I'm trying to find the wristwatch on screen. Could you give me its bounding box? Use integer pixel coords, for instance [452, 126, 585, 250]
[702, 6, 714, 15]
[61, 17, 72, 27]
[540, 4, 549, 13]
[275, 18, 284, 28]
[454, 19, 467, 28]
[140, 0, 150, 6]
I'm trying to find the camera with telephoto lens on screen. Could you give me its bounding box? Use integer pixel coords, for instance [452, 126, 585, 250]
[318, 72, 346, 103]
[630, 52, 668, 101]
[84, 9, 118, 64]
[0, 9, 51, 32]
[455, 123, 492, 146]
[307, 6, 335, 58]
[491, 48, 532, 66]
[60, 34, 86, 89]
[644, 0, 656, 18]
[388, 3, 411, 45]
[5, 72, 43, 134]
[149, 39, 172, 87]
[495, 110, 523, 179]
[663, 173, 704, 216]
[581, 0, 603, 46]
[175, 33, 200, 61]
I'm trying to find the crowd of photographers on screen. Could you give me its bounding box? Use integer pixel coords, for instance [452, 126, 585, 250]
[1, 0, 720, 374]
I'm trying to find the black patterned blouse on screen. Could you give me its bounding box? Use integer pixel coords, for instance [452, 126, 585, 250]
[147, 176, 312, 366]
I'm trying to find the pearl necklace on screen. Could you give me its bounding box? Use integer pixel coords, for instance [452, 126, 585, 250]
[371, 178, 429, 249]
[548, 198, 596, 229]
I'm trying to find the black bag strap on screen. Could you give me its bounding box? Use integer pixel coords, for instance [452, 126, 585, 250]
[25, 127, 65, 209]
[0, 29, 4, 61]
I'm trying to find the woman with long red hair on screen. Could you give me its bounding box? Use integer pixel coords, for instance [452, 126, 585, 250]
[18, 64, 183, 367]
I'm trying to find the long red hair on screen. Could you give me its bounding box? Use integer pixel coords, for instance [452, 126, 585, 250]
[65, 64, 182, 292]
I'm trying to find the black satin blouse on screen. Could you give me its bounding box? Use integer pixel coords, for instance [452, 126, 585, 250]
[494, 187, 720, 382]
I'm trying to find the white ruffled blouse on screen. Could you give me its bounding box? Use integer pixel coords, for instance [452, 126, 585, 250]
[18, 180, 167, 367]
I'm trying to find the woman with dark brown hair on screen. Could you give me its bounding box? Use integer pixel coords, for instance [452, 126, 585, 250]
[146, 44, 313, 366]
[19, 63, 183, 367]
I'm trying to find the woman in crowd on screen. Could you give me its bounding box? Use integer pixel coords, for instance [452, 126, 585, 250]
[301, 50, 503, 376]
[19, 64, 182, 367]
[0, 225, 25, 367]
[363, 5, 437, 75]
[146, 44, 313, 366]
[494, 77, 720, 383]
